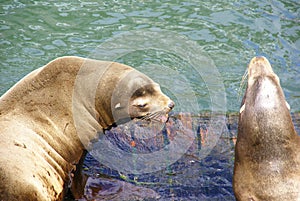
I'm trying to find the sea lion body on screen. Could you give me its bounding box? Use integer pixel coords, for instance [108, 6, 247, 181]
[0, 56, 174, 200]
[233, 56, 300, 200]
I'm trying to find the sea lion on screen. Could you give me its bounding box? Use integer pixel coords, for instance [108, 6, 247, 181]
[233, 56, 300, 200]
[0, 56, 174, 201]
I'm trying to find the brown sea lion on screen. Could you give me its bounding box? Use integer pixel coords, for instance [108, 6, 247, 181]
[0, 56, 174, 201]
[233, 56, 300, 200]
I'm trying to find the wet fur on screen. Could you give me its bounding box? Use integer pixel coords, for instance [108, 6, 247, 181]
[0, 56, 173, 201]
[233, 57, 300, 201]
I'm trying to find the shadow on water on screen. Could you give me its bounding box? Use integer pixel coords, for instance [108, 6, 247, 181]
[65, 112, 300, 201]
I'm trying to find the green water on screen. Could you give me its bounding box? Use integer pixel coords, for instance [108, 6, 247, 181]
[1, 0, 299, 112]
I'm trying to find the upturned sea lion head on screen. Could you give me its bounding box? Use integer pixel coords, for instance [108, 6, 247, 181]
[239, 56, 290, 118]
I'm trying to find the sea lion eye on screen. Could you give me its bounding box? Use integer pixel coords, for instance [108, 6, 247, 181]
[114, 103, 121, 109]
[137, 103, 147, 108]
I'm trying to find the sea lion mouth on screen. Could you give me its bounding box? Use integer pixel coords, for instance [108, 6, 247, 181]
[133, 111, 170, 127]
[140, 111, 169, 122]
[114, 110, 170, 128]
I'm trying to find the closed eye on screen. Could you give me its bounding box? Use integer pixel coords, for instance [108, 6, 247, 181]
[137, 103, 148, 108]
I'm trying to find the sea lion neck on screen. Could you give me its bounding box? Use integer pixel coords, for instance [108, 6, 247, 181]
[93, 62, 135, 130]
[0, 56, 90, 163]
[0, 56, 83, 113]
[246, 76, 286, 113]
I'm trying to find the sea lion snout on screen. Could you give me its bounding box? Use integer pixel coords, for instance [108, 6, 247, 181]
[248, 56, 275, 78]
[157, 91, 175, 114]
[249, 56, 269, 66]
[168, 100, 175, 110]
[128, 84, 175, 124]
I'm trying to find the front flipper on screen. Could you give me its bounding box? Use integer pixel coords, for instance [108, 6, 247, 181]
[70, 150, 88, 199]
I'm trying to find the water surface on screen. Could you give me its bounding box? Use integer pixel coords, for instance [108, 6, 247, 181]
[1, 0, 299, 111]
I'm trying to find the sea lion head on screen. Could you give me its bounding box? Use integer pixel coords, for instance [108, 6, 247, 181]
[111, 69, 175, 126]
[239, 56, 290, 117]
[93, 62, 175, 130]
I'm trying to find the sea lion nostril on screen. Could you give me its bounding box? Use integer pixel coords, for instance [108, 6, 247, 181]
[253, 56, 267, 62]
[168, 101, 175, 109]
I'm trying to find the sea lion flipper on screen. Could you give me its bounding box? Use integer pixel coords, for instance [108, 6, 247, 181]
[70, 150, 88, 199]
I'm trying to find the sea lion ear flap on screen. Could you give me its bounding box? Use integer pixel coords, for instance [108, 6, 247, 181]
[285, 101, 290, 110]
[240, 104, 245, 114]
[115, 103, 121, 109]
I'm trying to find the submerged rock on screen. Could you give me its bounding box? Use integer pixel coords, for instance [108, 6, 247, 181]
[78, 177, 160, 201]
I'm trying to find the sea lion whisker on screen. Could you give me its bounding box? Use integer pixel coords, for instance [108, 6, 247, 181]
[149, 113, 165, 123]
[139, 111, 166, 122]
[150, 118, 162, 123]
[140, 114, 151, 121]
[151, 111, 168, 122]
[143, 112, 159, 120]
[149, 111, 164, 119]
[238, 69, 248, 102]
[148, 112, 160, 118]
